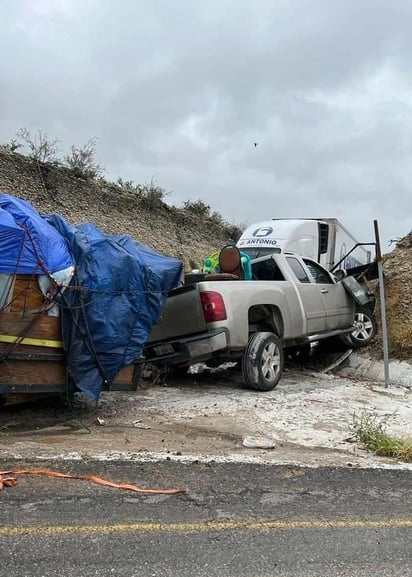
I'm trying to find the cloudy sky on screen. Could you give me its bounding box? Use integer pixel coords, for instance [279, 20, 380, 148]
[1, 0, 411, 247]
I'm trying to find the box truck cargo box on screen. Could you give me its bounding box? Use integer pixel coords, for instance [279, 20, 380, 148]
[237, 218, 372, 271]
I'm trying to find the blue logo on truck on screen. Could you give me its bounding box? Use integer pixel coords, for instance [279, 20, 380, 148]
[252, 227, 273, 238]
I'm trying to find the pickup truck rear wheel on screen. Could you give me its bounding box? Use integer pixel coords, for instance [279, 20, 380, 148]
[242, 332, 284, 391]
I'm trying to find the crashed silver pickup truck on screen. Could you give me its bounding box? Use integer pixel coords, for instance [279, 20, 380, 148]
[144, 253, 377, 391]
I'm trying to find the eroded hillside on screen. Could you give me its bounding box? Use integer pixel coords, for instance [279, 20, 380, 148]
[0, 148, 233, 270]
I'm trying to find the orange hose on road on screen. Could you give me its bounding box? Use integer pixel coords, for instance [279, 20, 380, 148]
[0, 469, 185, 495]
[0, 475, 18, 490]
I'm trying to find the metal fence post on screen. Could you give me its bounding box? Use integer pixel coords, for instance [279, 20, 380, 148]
[373, 220, 390, 388]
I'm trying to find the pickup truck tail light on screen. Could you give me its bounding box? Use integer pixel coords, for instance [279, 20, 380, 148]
[200, 291, 227, 323]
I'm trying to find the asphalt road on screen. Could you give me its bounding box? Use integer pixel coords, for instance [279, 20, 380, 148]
[1, 460, 411, 577]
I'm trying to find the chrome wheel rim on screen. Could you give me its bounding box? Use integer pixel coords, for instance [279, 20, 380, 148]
[261, 342, 281, 382]
[351, 312, 374, 341]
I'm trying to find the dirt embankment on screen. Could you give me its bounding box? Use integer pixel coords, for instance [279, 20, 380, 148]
[0, 148, 232, 270]
[377, 233, 412, 360]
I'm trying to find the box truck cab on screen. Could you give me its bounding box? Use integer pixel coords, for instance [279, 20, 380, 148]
[237, 219, 371, 271]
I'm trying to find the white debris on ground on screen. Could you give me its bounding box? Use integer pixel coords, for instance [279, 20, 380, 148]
[242, 436, 276, 449]
[1, 355, 411, 469]
[121, 368, 412, 452]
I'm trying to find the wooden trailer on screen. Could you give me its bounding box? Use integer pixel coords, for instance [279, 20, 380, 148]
[0, 274, 141, 402]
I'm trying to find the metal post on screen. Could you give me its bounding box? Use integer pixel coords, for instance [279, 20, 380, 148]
[374, 220, 390, 387]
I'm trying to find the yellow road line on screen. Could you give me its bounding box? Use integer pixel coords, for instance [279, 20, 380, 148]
[1, 518, 411, 537]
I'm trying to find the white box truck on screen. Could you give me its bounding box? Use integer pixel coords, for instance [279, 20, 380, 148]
[237, 218, 372, 271]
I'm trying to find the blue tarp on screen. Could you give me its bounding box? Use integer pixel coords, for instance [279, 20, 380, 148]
[46, 215, 183, 400]
[0, 194, 183, 400]
[0, 194, 73, 274]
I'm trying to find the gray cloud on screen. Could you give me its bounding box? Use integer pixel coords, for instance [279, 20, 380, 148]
[1, 0, 412, 246]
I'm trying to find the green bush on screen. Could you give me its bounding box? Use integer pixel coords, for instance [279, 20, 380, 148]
[210, 211, 225, 226]
[182, 199, 211, 217]
[117, 178, 171, 208]
[353, 411, 412, 463]
[16, 128, 59, 164]
[140, 180, 170, 209]
[64, 138, 104, 179]
[117, 178, 140, 193]
[1, 139, 21, 152]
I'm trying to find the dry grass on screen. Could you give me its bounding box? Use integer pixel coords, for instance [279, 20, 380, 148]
[353, 411, 412, 463]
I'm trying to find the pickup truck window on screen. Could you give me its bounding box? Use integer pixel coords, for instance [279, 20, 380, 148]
[252, 259, 285, 281]
[303, 259, 334, 284]
[286, 257, 311, 283]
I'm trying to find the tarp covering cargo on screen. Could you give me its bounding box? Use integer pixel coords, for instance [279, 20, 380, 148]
[0, 194, 183, 400]
[46, 216, 183, 400]
[0, 195, 73, 274]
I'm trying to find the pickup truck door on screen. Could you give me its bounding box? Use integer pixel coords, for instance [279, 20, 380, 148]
[302, 259, 354, 329]
[285, 256, 326, 334]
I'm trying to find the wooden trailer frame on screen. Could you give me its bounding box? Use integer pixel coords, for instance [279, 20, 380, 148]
[0, 275, 141, 399]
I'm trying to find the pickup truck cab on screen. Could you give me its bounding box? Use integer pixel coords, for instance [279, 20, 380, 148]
[144, 253, 376, 391]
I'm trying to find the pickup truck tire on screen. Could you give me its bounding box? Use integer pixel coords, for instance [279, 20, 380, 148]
[242, 332, 284, 391]
[346, 307, 378, 348]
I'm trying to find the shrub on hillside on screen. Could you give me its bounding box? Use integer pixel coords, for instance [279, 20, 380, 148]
[15, 128, 59, 164]
[140, 180, 170, 209]
[182, 199, 211, 217]
[210, 211, 226, 226]
[117, 178, 140, 193]
[64, 138, 104, 179]
[1, 139, 22, 152]
[118, 178, 170, 209]
[182, 200, 245, 238]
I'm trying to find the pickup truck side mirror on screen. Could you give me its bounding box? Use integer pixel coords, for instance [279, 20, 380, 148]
[341, 275, 371, 306]
[334, 269, 347, 281]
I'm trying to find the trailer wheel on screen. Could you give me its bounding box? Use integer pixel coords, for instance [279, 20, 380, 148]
[242, 332, 284, 391]
[346, 307, 378, 348]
